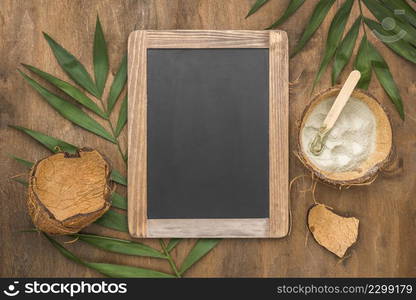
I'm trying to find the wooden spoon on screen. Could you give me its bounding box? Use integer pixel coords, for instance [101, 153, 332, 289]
[309, 70, 362, 156]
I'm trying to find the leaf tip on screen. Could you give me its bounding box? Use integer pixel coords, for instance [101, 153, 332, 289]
[399, 109, 405, 120]
[17, 69, 30, 81]
[289, 50, 299, 59]
[95, 15, 102, 28]
[42, 31, 51, 40]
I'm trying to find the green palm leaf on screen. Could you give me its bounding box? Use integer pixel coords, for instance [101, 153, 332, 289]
[107, 54, 127, 113]
[379, 0, 416, 27]
[364, 18, 416, 64]
[19, 70, 116, 143]
[22, 64, 107, 119]
[9, 155, 34, 168]
[43, 33, 99, 98]
[86, 262, 175, 278]
[73, 233, 166, 259]
[354, 36, 373, 90]
[368, 43, 405, 119]
[111, 192, 127, 210]
[246, 0, 270, 18]
[332, 17, 361, 84]
[93, 16, 109, 97]
[166, 239, 182, 252]
[16, 14, 220, 279]
[115, 96, 127, 137]
[179, 239, 221, 275]
[363, 0, 416, 47]
[291, 0, 336, 57]
[44, 234, 174, 278]
[94, 209, 128, 232]
[110, 169, 127, 186]
[9, 125, 78, 153]
[266, 0, 305, 29]
[312, 0, 354, 90]
[12, 178, 28, 187]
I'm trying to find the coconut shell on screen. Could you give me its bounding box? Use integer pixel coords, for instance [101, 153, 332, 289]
[28, 148, 111, 235]
[308, 204, 359, 258]
[297, 88, 394, 186]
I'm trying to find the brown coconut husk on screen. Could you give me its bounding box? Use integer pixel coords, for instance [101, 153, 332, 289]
[308, 204, 359, 258]
[297, 87, 394, 187]
[28, 148, 111, 235]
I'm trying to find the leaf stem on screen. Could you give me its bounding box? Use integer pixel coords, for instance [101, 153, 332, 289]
[358, 0, 368, 36]
[96, 97, 127, 164]
[159, 239, 181, 278]
[107, 115, 127, 163]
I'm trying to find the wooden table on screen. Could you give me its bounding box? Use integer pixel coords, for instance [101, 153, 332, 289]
[1, 0, 415, 277]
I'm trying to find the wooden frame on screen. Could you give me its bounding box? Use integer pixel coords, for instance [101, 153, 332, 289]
[128, 30, 289, 238]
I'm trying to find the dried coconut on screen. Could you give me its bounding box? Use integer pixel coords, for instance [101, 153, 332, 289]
[308, 204, 359, 258]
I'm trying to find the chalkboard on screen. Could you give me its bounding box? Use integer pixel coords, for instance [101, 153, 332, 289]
[128, 30, 289, 238]
[147, 49, 269, 219]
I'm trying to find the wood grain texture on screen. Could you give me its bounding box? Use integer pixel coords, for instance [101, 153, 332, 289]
[145, 30, 269, 48]
[1, 0, 415, 277]
[269, 30, 289, 237]
[148, 219, 269, 238]
[127, 31, 147, 238]
[128, 30, 289, 238]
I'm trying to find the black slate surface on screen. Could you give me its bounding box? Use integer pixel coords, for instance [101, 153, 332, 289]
[147, 49, 269, 219]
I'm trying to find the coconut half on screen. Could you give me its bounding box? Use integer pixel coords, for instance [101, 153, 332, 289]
[28, 148, 111, 234]
[298, 88, 393, 186]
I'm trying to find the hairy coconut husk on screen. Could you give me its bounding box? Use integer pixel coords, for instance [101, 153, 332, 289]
[297, 88, 393, 186]
[28, 148, 111, 235]
[308, 204, 359, 258]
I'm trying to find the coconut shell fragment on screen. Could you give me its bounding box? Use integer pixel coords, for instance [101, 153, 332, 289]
[28, 148, 111, 235]
[308, 204, 359, 258]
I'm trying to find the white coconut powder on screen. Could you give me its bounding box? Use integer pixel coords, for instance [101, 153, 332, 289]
[301, 97, 377, 172]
